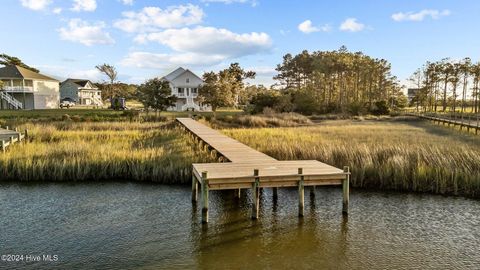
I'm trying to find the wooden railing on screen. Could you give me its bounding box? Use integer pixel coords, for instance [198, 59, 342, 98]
[0, 91, 23, 109]
[405, 109, 480, 134]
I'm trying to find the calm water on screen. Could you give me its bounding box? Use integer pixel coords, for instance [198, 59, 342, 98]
[0, 182, 479, 270]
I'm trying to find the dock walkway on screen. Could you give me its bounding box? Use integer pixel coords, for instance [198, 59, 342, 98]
[407, 112, 480, 134]
[177, 118, 349, 223]
[0, 126, 26, 152]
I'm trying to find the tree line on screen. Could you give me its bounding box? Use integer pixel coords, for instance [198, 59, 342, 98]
[410, 58, 480, 114]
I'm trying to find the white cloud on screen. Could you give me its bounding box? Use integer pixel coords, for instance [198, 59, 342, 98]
[71, 0, 97, 12]
[249, 66, 277, 76]
[121, 0, 134, 5]
[58, 19, 115, 46]
[37, 65, 103, 82]
[392, 9, 451, 22]
[114, 4, 204, 33]
[121, 52, 226, 69]
[339, 18, 365, 32]
[52, 7, 62, 14]
[298, 20, 331, 34]
[20, 0, 52, 10]
[122, 27, 272, 69]
[70, 69, 103, 81]
[134, 26, 272, 57]
[201, 0, 257, 7]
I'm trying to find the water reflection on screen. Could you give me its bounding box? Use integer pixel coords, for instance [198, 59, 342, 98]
[0, 183, 479, 269]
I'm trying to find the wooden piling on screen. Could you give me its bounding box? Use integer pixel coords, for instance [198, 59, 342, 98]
[251, 169, 259, 219]
[1, 140, 5, 153]
[191, 175, 198, 202]
[342, 166, 350, 214]
[272, 187, 278, 199]
[298, 168, 304, 217]
[234, 188, 241, 199]
[201, 171, 209, 223]
[310, 186, 316, 197]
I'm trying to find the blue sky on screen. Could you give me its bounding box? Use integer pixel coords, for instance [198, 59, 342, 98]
[2, 0, 479, 86]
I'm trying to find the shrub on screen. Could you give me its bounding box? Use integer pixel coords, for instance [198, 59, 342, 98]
[62, 114, 71, 121]
[371, 100, 390, 115]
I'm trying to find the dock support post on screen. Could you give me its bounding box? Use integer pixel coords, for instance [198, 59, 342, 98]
[342, 166, 350, 214]
[201, 171, 209, 223]
[251, 169, 259, 220]
[191, 174, 198, 202]
[310, 186, 316, 197]
[1, 140, 5, 153]
[9, 136, 14, 145]
[24, 129, 28, 142]
[298, 168, 304, 217]
[272, 187, 278, 200]
[234, 188, 241, 199]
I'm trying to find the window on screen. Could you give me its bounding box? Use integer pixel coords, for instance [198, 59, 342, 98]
[191, 88, 197, 94]
[186, 78, 190, 83]
[178, 88, 185, 95]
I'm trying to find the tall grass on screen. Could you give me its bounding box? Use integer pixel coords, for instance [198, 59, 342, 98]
[0, 121, 216, 183]
[222, 120, 480, 197]
[205, 112, 312, 128]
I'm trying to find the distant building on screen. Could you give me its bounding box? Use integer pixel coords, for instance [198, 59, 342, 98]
[161, 67, 211, 111]
[407, 88, 420, 103]
[0, 65, 59, 109]
[60, 79, 103, 106]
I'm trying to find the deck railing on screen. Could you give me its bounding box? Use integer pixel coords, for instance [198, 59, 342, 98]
[0, 91, 23, 109]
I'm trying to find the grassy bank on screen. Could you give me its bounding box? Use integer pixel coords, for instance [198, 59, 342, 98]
[222, 120, 480, 197]
[1, 110, 479, 198]
[0, 121, 215, 183]
[0, 108, 243, 123]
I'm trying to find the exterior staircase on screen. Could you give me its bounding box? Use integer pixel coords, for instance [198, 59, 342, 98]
[92, 96, 104, 106]
[0, 91, 23, 109]
[182, 96, 200, 111]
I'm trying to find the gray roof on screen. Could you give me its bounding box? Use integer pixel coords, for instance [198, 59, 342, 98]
[0, 65, 58, 81]
[161, 67, 203, 83]
[61, 78, 94, 88]
[162, 67, 186, 82]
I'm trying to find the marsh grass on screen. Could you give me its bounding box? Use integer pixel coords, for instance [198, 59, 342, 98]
[0, 121, 216, 183]
[205, 112, 312, 128]
[222, 120, 480, 197]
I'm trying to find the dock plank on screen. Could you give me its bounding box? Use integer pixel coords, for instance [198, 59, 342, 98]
[176, 117, 349, 222]
[177, 117, 276, 163]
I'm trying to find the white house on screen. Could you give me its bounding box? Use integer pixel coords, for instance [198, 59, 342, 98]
[162, 67, 210, 111]
[60, 79, 103, 106]
[0, 65, 59, 109]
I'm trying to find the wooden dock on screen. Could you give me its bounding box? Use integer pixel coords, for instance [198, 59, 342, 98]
[177, 118, 349, 223]
[0, 126, 27, 152]
[409, 112, 480, 134]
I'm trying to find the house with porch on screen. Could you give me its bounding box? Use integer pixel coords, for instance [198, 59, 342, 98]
[161, 67, 210, 111]
[0, 65, 60, 109]
[60, 79, 103, 106]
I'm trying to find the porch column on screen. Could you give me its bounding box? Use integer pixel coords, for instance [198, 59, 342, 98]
[22, 79, 26, 109]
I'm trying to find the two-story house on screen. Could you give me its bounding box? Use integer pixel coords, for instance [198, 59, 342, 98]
[162, 67, 210, 111]
[60, 79, 103, 106]
[0, 65, 59, 109]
